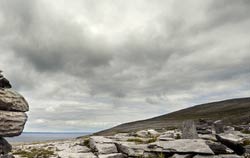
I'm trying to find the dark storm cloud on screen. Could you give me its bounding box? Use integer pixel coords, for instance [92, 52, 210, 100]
[0, 0, 250, 131]
[201, 0, 250, 31]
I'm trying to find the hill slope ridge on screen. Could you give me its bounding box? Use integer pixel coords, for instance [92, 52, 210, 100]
[95, 97, 250, 135]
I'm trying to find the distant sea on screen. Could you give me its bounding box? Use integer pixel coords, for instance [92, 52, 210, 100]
[6, 132, 91, 143]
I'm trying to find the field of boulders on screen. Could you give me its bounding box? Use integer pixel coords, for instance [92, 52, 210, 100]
[11, 119, 250, 158]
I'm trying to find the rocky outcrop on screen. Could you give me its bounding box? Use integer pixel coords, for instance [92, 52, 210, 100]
[11, 122, 250, 158]
[0, 71, 29, 157]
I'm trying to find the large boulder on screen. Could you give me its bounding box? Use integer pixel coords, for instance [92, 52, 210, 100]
[0, 89, 29, 112]
[0, 111, 27, 137]
[216, 134, 245, 155]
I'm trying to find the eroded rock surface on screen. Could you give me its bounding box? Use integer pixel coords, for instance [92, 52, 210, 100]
[0, 89, 29, 112]
[0, 111, 27, 137]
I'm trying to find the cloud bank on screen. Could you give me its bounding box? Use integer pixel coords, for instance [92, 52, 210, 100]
[0, 0, 250, 132]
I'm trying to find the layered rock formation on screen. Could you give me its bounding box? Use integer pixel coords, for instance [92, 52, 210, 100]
[0, 71, 29, 157]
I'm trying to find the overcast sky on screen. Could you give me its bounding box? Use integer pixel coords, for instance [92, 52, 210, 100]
[0, 0, 250, 132]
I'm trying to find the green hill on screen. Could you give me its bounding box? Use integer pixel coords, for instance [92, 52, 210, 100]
[95, 97, 250, 135]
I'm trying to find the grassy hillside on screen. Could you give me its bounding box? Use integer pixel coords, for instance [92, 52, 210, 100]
[95, 97, 250, 136]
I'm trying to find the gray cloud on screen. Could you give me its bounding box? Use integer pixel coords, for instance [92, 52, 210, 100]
[0, 0, 250, 132]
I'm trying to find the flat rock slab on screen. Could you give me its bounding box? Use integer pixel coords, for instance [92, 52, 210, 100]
[193, 155, 244, 158]
[0, 154, 14, 158]
[0, 110, 27, 137]
[90, 136, 114, 144]
[115, 142, 147, 157]
[156, 139, 214, 155]
[0, 89, 29, 112]
[57, 152, 97, 158]
[98, 153, 125, 158]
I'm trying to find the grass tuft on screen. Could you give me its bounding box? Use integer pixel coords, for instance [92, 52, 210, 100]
[243, 139, 250, 146]
[83, 138, 90, 148]
[13, 148, 55, 158]
[127, 138, 144, 144]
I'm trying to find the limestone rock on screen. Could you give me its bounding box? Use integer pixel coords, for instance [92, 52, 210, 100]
[90, 136, 114, 145]
[155, 139, 214, 155]
[171, 154, 193, 158]
[158, 130, 177, 141]
[182, 120, 198, 139]
[98, 153, 125, 158]
[95, 143, 118, 154]
[115, 142, 147, 157]
[193, 155, 244, 158]
[0, 111, 27, 137]
[0, 138, 12, 155]
[0, 154, 14, 158]
[206, 141, 234, 154]
[213, 120, 224, 134]
[198, 134, 217, 141]
[216, 134, 245, 155]
[147, 129, 159, 137]
[136, 130, 149, 138]
[0, 89, 29, 112]
[57, 152, 97, 158]
[89, 136, 117, 154]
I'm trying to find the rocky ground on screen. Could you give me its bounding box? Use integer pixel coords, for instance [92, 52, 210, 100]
[10, 119, 250, 158]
